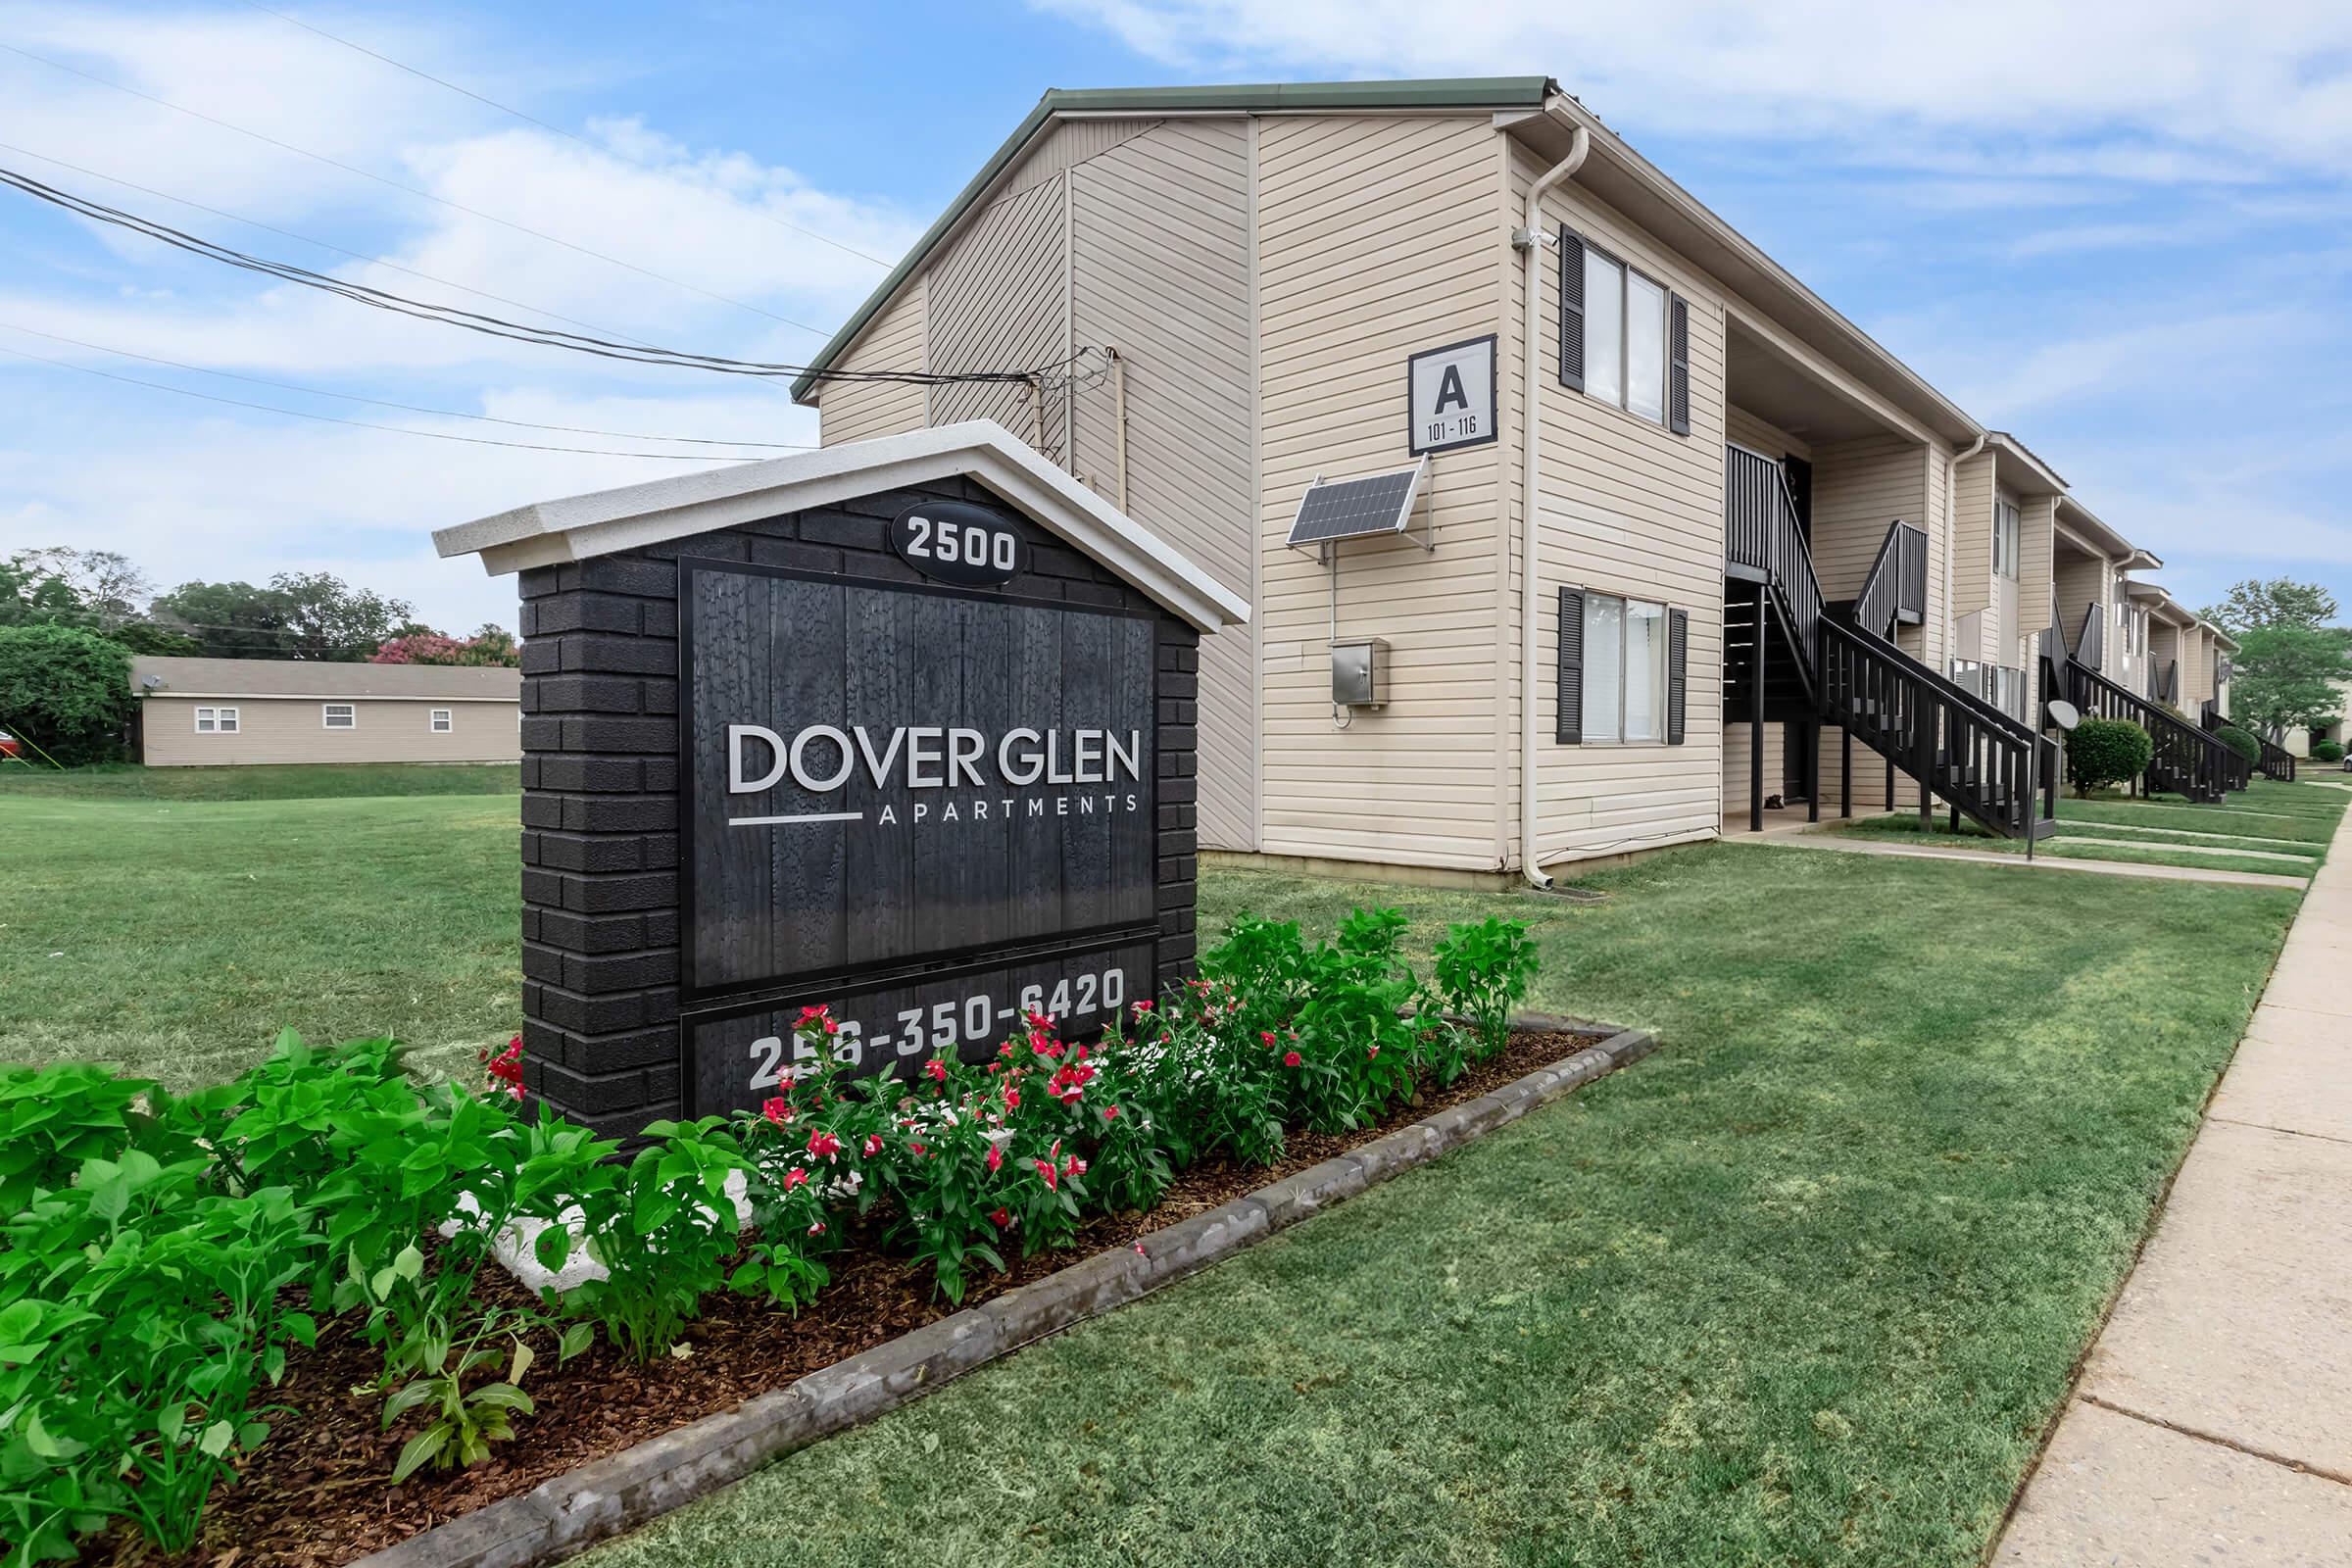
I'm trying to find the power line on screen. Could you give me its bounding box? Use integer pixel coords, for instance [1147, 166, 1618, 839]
[0, 137, 698, 356]
[0, 39, 834, 338]
[0, 340, 770, 462]
[0, 319, 819, 448]
[228, 0, 897, 270]
[0, 166, 1080, 387]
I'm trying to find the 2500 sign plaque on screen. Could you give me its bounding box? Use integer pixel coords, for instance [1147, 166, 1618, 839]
[684, 938, 1156, 1116]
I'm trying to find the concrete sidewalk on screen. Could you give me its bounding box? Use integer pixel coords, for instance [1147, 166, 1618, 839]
[1997, 804, 2352, 1566]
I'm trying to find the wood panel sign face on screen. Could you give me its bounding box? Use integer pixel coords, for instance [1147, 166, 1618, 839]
[678, 555, 1158, 1111]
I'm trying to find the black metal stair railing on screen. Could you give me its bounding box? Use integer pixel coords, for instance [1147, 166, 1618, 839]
[1724, 445, 1820, 695]
[1850, 519, 1929, 638]
[2204, 710, 2294, 782]
[2069, 659, 2242, 801]
[1819, 613, 2056, 840]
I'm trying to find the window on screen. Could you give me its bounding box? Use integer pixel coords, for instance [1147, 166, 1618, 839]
[430, 709, 453, 733]
[322, 704, 356, 730]
[1566, 233, 1675, 428]
[194, 706, 239, 734]
[1993, 498, 2020, 580]
[1581, 593, 1669, 743]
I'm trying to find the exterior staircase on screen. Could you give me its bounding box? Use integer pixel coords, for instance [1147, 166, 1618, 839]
[1723, 445, 2056, 839]
[2046, 597, 2246, 802]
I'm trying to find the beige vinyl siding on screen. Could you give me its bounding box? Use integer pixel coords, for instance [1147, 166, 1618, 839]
[1721, 723, 1787, 818]
[815, 283, 927, 446]
[1951, 453, 1995, 661]
[926, 174, 1070, 460]
[1066, 118, 1257, 851]
[1256, 115, 1506, 872]
[2052, 546, 2115, 678]
[1000, 118, 1160, 201]
[1725, 406, 1810, 465]
[142, 697, 519, 767]
[2017, 495, 2057, 677]
[1524, 156, 1729, 865]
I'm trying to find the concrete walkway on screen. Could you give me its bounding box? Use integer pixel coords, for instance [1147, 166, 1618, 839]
[1739, 829, 2314, 890]
[1997, 803, 2352, 1566]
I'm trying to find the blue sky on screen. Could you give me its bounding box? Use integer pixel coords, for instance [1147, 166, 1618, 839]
[4, 1, 2349, 633]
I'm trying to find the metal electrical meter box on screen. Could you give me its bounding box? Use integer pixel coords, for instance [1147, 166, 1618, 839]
[1331, 637, 1389, 709]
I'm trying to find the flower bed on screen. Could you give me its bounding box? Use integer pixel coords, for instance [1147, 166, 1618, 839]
[1, 909, 1551, 1566]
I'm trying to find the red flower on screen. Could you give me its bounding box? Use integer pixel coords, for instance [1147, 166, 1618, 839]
[808, 1220, 826, 1236]
[924, 1059, 948, 1083]
[797, 1004, 839, 1036]
[1063, 1155, 1088, 1178]
[1284, 1051, 1302, 1067]
[986, 1143, 1004, 1173]
[1034, 1158, 1057, 1191]
[807, 1130, 841, 1159]
[761, 1097, 791, 1127]
[1003, 1084, 1021, 1111]
[1259, 1032, 1277, 1048]
[989, 1207, 1011, 1229]
[862, 1133, 883, 1156]
[1102, 1104, 1120, 1121]
[1132, 1000, 1153, 1013]
[783, 1167, 809, 1191]
[908, 1141, 927, 1156]
[1367, 1045, 1380, 1059]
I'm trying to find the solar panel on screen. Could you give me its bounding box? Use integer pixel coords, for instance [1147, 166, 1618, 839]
[1286, 458, 1428, 549]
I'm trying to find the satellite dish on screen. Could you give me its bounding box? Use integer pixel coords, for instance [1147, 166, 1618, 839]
[2044, 699, 2082, 733]
[139, 675, 166, 690]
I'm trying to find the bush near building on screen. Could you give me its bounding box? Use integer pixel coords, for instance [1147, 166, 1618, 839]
[0, 624, 133, 765]
[2214, 725, 2264, 767]
[2065, 716, 2155, 796]
[2314, 739, 2345, 762]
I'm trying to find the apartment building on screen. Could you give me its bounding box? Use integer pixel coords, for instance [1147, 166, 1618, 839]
[794, 77, 2246, 878]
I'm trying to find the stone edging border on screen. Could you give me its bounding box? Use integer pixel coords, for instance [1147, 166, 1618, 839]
[353, 1016, 1656, 1568]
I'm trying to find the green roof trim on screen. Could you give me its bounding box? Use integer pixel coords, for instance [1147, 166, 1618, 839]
[790, 77, 1557, 403]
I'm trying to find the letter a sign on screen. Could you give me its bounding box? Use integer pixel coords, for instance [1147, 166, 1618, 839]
[1407, 334, 1497, 456]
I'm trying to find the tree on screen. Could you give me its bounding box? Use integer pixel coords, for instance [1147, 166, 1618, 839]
[2203, 577, 2340, 635]
[1, 547, 150, 632]
[2230, 623, 2350, 739]
[150, 572, 416, 661]
[370, 623, 521, 667]
[0, 624, 134, 765]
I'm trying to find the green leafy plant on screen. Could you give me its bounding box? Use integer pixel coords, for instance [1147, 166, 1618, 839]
[379, 1306, 589, 1483]
[2315, 739, 2345, 762]
[0, 1063, 158, 1213]
[2214, 724, 2263, 767]
[562, 1118, 753, 1361]
[1432, 916, 1541, 1062]
[0, 623, 132, 765]
[2064, 716, 2154, 796]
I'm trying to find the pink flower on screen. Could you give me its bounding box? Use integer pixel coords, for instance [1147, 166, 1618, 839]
[1102, 1104, 1120, 1121]
[1134, 1242, 1148, 1254]
[797, 1004, 838, 1036]
[924, 1059, 948, 1083]
[909, 1141, 927, 1156]
[986, 1144, 1004, 1173]
[761, 1098, 791, 1127]
[1260, 1032, 1277, 1049]
[1133, 1000, 1153, 1013]
[807, 1130, 841, 1159]
[1003, 1084, 1021, 1111]
[1284, 1051, 1302, 1068]
[783, 1167, 809, 1190]
[808, 1220, 826, 1236]
[1034, 1158, 1058, 1191]
[1063, 1156, 1088, 1178]
[862, 1134, 883, 1156]
[1367, 1046, 1380, 1059]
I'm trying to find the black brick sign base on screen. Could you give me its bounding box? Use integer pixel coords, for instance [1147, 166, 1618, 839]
[514, 475, 1200, 1138]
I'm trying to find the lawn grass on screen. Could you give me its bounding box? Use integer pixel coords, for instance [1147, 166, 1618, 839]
[0, 791, 518, 1087]
[2054, 821, 2322, 857]
[581, 840, 2306, 1568]
[0, 760, 519, 802]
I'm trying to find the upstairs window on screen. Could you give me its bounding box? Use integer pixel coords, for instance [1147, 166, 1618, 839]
[1993, 498, 2020, 580]
[1560, 227, 1690, 435]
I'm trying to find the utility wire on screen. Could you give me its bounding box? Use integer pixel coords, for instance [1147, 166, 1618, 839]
[0, 320, 818, 448]
[0, 340, 769, 461]
[0, 137, 695, 355]
[0, 39, 834, 338]
[0, 166, 1074, 386]
[227, 0, 897, 270]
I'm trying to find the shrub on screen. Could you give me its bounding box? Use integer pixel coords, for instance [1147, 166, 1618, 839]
[2065, 716, 2154, 796]
[2214, 725, 2263, 766]
[1432, 917, 1541, 1063]
[0, 1063, 159, 1212]
[0, 624, 133, 765]
[2315, 739, 2345, 762]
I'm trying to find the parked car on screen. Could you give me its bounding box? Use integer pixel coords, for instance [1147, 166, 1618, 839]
[0, 728, 20, 760]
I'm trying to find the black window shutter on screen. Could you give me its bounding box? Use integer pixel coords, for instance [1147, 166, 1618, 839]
[1667, 608, 1689, 744]
[1667, 294, 1691, 435]
[1556, 586, 1585, 744]
[1558, 225, 1585, 393]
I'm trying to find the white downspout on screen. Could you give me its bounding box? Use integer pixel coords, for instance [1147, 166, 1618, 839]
[1512, 122, 1590, 890]
[1946, 432, 1984, 670]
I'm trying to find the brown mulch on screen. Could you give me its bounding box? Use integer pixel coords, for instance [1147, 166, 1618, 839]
[130, 1028, 1601, 1568]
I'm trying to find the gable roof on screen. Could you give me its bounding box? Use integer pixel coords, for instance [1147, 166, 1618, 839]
[433, 420, 1250, 633]
[129, 656, 519, 701]
[790, 77, 1554, 404]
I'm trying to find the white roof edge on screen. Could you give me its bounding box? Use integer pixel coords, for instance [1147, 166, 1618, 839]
[434, 421, 1250, 634]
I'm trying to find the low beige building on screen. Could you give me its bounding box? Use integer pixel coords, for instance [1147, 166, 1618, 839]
[131, 656, 520, 767]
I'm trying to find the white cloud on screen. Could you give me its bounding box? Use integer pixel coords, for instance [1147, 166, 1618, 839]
[1035, 0, 2352, 173]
